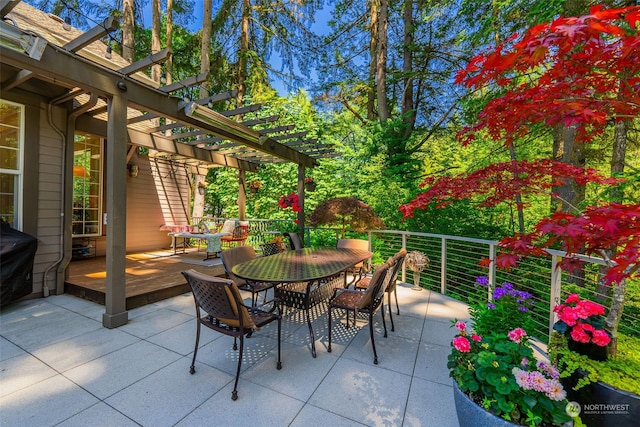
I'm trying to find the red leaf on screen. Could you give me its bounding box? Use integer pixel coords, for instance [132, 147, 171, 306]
[495, 253, 519, 270]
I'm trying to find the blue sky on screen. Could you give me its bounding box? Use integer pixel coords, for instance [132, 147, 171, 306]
[142, 2, 332, 96]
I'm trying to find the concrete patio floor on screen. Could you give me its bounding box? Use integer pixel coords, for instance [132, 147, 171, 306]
[0, 282, 470, 426]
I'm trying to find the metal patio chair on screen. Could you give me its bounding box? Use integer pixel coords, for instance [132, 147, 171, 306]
[181, 269, 282, 401]
[327, 262, 391, 364]
[285, 232, 303, 250]
[221, 246, 276, 307]
[336, 238, 371, 285]
[355, 248, 407, 331]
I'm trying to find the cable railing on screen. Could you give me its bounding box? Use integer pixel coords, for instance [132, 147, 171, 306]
[197, 218, 639, 342]
[366, 229, 639, 343]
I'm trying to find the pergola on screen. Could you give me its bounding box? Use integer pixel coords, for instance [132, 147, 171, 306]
[0, 0, 339, 327]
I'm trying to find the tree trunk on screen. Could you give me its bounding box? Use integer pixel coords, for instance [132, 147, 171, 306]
[605, 279, 627, 357]
[610, 119, 627, 201]
[122, 0, 135, 63]
[367, 0, 378, 120]
[237, 0, 250, 108]
[166, 0, 174, 87]
[508, 145, 525, 235]
[165, 0, 174, 136]
[192, 0, 212, 221]
[551, 125, 585, 213]
[551, 124, 586, 288]
[401, 0, 415, 137]
[376, 0, 389, 122]
[151, 0, 161, 83]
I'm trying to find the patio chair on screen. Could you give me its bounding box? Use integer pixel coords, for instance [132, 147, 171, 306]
[221, 222, 249, 248]
[260, 242, 286, 256]
[327, 262, 391, 364]
[336, 238, 371, 286]
[181, 269, 282, 401]
[285, 232, 303, 250]
[355, 248, 407, 331]
[221, 246, 277, 307]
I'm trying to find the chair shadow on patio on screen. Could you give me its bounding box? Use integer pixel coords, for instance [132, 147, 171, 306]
[0, 277, 470, 426]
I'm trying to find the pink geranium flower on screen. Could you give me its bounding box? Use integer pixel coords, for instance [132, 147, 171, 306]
[508, 328, 527, 343]
[565, 293, 581, 304]
[570, 324, 590, 343]
[452, 336, 471, 352]
[455, 321, 467, 332]
[592, 329, 611, 346]
[554, 294, 610, 347]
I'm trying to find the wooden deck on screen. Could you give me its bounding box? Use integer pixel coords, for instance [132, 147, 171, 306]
[64, 248, 226, 309]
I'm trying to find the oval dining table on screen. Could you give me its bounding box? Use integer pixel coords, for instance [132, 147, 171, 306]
[232, 247, 372, 357]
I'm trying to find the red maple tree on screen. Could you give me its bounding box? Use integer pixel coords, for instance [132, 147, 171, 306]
[400, 5, 640, 353]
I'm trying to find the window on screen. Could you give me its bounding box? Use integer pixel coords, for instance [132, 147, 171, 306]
[73, 132, 102, 237]
[0, 100, 24, 229]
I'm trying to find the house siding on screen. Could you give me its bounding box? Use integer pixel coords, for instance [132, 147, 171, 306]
[125, 154, 191, 252]
[35, 102, 65, 295]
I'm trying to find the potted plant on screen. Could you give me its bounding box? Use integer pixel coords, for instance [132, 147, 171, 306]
[548, 294, 640, 427]
[405, 251, 429, 291]
[449, 279, 578, 426]
[196, 181, 207, 195]
[304, 177, 316, 192]
[248, 180, 262, 194]
[278, 192, 302, 224]
[449, 320, 576, 427]
[552, 294, 611, 361]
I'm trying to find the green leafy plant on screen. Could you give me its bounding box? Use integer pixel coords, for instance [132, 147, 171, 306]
[548, 332, 640, 395]
[469, 276, 535, 337]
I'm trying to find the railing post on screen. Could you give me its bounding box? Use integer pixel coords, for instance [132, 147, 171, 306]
[401, 232, 407, 283]
[549, 254, 562, 337]
[441, 237, 447, 294]
[488, 243, 496, 301]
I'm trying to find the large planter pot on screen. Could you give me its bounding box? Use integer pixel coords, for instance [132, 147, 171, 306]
[567, 339, 609, 361]
[452, 381, 517, 427]
[562, 370, 640, 427]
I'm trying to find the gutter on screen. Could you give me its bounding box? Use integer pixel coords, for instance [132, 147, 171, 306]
[42, 93, 98, 296]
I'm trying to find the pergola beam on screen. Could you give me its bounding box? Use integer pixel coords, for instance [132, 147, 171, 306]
[118, 48, 170, 76]
[0, 0, 20, 17]
[159, 72, 208, 94]
[128, 113, 156, 124]
[1, 38, 318, 166]
[285, 138, 318, 147]
[76, 114, 258, 172]
[63, 17, 118, 53]
[242, 114, 280, 126]
[258, 124, 295, 135]
[272, 132, 307, 141]
[220, 104, 262, 117]
[194, 90, 238, 106]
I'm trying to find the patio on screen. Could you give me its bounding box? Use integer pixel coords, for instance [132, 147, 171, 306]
[0, 279, 469, 426]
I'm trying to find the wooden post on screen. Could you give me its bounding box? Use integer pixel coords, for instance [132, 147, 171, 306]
[103, 91, 129, 328]
[297, 165, 305, 246]
[238, 169, 246, 220]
